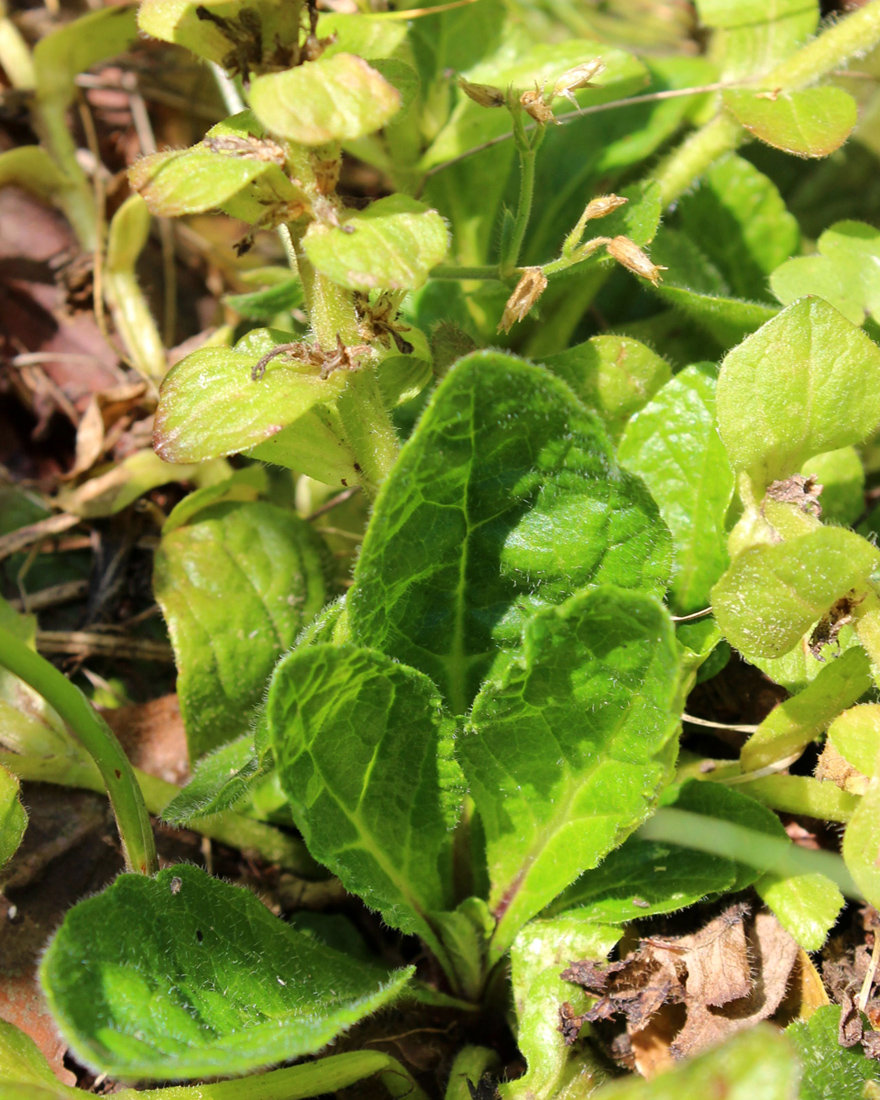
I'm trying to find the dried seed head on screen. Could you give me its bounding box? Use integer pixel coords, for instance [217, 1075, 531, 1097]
[582, 194, 628, 222]
[552, 59, 605, 105]
[520, 85, 556, 125]
[498, 267, 548, 333]
[605, 236, 667, 286]
[458, 77, 506, 109]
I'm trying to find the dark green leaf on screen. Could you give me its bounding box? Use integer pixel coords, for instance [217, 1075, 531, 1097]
[460, 587, 681, 956]
[154, 501, 329, 759]
[349, 352, 671, 715]
[788, 1006, 880, 1100]
[724, 87, 857, 158]
[40, 865, 412, 1080]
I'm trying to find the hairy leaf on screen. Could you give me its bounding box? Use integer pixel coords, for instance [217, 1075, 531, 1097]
[268, 644, 457, 956]
[716, 297, 880, 492]
[844, 777, 880, 909]
[0, 764, 26, 868]
[303, 195, 449, 291]
[0, 1018, 78, 1098]
[828, 704, 880, 778]
[460, 587, 681, 956]
[788, 1006, 880, 1100]
[755, 871, 843, 951]
[618, 364, 734, 614]
[154, 501, 329, 759]
[161, 734, 272, 824]
[349, 352, 671, 715]
[40, 865, 412, 1079]
[724, 87, 857, 158]
[801, 446, 865, 527]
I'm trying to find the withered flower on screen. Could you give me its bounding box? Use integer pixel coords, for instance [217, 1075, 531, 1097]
[605, 236, 667, 286]
[552, 59, 605, 107]
[458, 77, 506, 108]
[498, 267, 548, 333]
[581, 194, 628, 222]
[520, 85, 556, 125]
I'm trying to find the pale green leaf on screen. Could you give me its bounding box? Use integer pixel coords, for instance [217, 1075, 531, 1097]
[0, 147, 68, 205]
[303, 195, 448, 291]
[712, 528, 880, 659]
[0, 764, 26, 868]
[801, 446, 865, 526]
[40, 864, 412, 1080]
[162, 466, 268, 534]
[544, 335, 671, 440]
[755, 871, 844, 951]
[154, 501, 329, 759]
[348, 352, 672, 716]
[34, 5, 138, 110]
[153, 346, 347, 463]
[741, 646, 872, 771]
[844, 778, 880, 909]
[771, 220, 880, 327]
[618, 365, 735, 614]
[460, 587, 681, 956]
[697, 0, 818, 81]
[723, 87, 857, 157]
[161, 734, 272, 824]
[828, 704, 880, 778]
[268, 644, 457, 953]
[715, 297, 880, 492]
[0, 1018, 78, 1098]
[249, 53, 401, 145]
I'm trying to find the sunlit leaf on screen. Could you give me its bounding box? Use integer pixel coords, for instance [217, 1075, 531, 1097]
[723, 87, 857, 157]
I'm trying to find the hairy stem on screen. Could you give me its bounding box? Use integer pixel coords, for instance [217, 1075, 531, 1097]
[0, 627, 156, 874]
[502, 118, 545, 275]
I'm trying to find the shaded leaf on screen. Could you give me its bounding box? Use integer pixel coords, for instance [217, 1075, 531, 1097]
[40, 865, 412, 1080]
[224, 277, 304, 321]
[349, 352, 672, 715]
[249, 53, 401, 145]
[33, 5, 138, 110]
[0, 1018, 77, 1098]
[460, 587, 681, 956]
[0, 147, 68, 206]
[161, 734, 272, 824]
[303, 195, 448, 292]
[724, 87, 857, 158]
[0, 765, 27, 868]
[154, 501, 329, 759]
[843, 775, 880, 909]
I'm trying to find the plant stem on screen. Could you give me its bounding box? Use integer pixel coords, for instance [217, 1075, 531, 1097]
[764, 0, 880, 90]
[650, 110, 744, 207]
[336, 366, 400, 495]
[502, 118, 545, 275]
[0, 626, 156, 875]
[444, 1047, 501, 1100]
[431, 264, 507, 281]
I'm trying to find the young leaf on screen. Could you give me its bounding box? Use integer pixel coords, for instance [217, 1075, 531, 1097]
[712, 528, 880, 660]
[153, 346, 347, 463]
[154, 501, 329, 759]
[677, 153, 800, 301]
[460, 587, 681, 957]
[716, 297, 880, 493]
[771, 220, 880, 327]
[0, 763, 26, 867]
[618, 364, 735, 614]
[828, 704, 880, 778]
[755, 871, 844, 952]
[723, 87, 857, 158]
[40, 864, 412, 1080]
[801, 446, 865, 527]
[788, 1006, 880, 1100]
[349, 352, 672, 715]
[843, 776, 880, 909]
[249, 53, 401, 145]
[543, 335, 671, 440]
[740, 646, 873, 772]
[268, 644, 457, 956]
[303, 195, 448, 292]
[161, 734, 273, 825]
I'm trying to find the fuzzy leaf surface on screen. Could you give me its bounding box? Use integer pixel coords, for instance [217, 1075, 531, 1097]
[268, 644, 457, 952]
[723, 87, 857, 157]
[460, 587, 681, 955]
[712, 528, 880, 659]
[161, 734, 272, 824]
[154, 346, 347, 463]
[249, 53, 401, 144]
[303, 195, 448, 291]
[843, 776, 880, 909]
[138, 0, 301, 68]
[788, 1006, 880, 1099]
[828, 704, 880, 778]
[755, 871, 843, 951]
[349, 352, 671, 715]
[618, 365, 734, 614]
[715, 297, 880, 491]
[0, 764, 26, 868]
[40, 865, 411, 1080]
[154, 502, 329, 759]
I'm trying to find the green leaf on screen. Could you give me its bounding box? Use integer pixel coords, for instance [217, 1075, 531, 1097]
[677, 153, 800, 301]
[349, 352, 672, 715]
[460, 587, 681, 956]
[589, 1025, 799, 1100]
[317, 11, 409, 63]
[697, 0, 817, 81]
[843, 776, 880, 909]
[712, 527, 880, 660]
[153, 346, 347, 463]
[788, 1006, 880, 1100]
[771, 221, 880, 327]
[543, 335, 671, 441]
[801, 446, 865, 526]
[828, 704, 880, 778]
[161, 734, 273, 824]
[618, 364, 735, 614]
[755, 871, 844, 951]
[504, 917, 620, 1100]
[162, 465, 268, 534]
[741, 646, 873, 771]
[0, 764, 26, 868]
[268, 644, 457, 954]
[247, 408, 361, 488]
[154, 501, 329, 759]
[249, 53, 401, 145]
[716, 297, 880, 492]
[0, 1018, 78, 1098]
[224, 277, 304, 322]
[40, 864, 412, 1080]
[723, 87, 857, 157]
[33, 5, 138, 110]
[303, 195, 448, 292]
[0, 146, 68, 205]
[649, 229, 779, 347]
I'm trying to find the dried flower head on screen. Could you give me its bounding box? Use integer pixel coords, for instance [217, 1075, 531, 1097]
[458, 77, 506, 109]
[520, 85, 556, 125]
[605, 236, 667, 286]
[552, 59, 605, 107]
[498, 267, 548, 333]
[581, 194, 628, 222]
